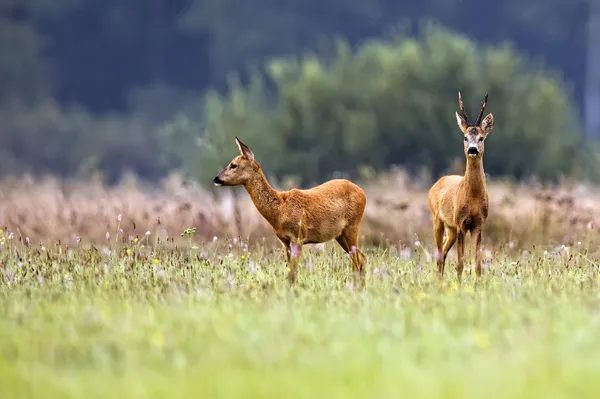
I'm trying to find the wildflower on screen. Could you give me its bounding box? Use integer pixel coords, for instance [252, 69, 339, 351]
[213, 236, 218, 243]
[8, 233, 13, 240]
[472, 329, 490, 349]
[577, 241, 582, 246]
[588, 221, 594, 230]
[247, 262, 258, 274]
[415, 292, 429, 302]
[120, 229, 124, 236]
[145, 231, 151, 236]
[117, 214, 122, 222]
[508, 241, 514, 249]
[243, 244, 248, 252]
[151, 332, 165, 348]
[400, 247, 412, 260]
[414, 240, 421, 247]
[134, 238, 138, 243]
[106, 232, 110, 240]
[126, 249, 131, 255]
[41, 246, 46, 251]
[446, 281, 459, 295]
[153, 259, 159, 264]
[241, 255, 245, 260]
[141, 245, 145, 249]
[251, 282, 257, 288]
[0, 229, 3, 234]
[76, 236, 81, 244]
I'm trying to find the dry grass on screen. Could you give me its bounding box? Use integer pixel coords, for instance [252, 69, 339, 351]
[0, 170, 596, 251]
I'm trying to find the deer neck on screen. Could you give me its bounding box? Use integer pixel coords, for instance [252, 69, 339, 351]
[244, 169, 281, 226]
[463, 156, 486, 197]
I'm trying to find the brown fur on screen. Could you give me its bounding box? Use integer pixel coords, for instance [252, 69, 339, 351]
[428, 92, 494, 282]
[213, 137, 368, 286]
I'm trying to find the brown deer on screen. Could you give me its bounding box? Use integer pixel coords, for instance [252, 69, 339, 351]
[428, 92, 494, 282]
[213, 137, 368, 286]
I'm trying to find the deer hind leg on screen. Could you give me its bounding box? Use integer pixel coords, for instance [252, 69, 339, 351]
[455, 230, 465, 283]
[471, 227, 483, 278]
[336, 224, 367, 287]
[439, 227, 457, 278]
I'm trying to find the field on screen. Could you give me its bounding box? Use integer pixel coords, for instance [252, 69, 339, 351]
[1, 172, 600, 398]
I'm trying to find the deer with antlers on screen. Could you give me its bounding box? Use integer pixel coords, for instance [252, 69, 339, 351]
[213, 137, 368, 286]
[428, 92, 494, 282]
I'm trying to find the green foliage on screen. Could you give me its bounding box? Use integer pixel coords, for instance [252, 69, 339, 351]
[169, 24, 582, 186]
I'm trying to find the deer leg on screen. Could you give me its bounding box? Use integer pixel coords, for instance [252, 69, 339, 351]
[288, 241, 302, 285]
[279, 237, 300, 285]
[433, 218, 444, 272]
[471, 227, 483, 278]
[439, 227, 457, 278]
[336, 225, 367, 288]
[456, 230, 465, 283]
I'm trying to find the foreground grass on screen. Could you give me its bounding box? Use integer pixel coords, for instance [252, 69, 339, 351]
[1, 235, 600, 398]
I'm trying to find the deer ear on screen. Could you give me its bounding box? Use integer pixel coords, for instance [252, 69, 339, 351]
[480, 113, 494, 135]
[455, 112, 469, 133]
[235, 137, 255, 162]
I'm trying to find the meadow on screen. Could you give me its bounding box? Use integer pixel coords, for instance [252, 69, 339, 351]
[1, 171, 600, 398]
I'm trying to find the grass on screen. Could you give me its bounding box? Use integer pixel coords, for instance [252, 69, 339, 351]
[1, 230, 600, 399]
[0, 171, 598, 248]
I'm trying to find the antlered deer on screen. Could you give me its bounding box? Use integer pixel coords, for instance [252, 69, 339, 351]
[213, 137, 368, 286]
[428, 92, 494, 282]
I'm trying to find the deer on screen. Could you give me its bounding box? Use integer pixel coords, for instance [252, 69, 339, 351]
[428, 92, 494, 282]
[213, 137, 368, 286]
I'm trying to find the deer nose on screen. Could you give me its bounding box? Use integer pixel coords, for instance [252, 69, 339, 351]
[213, 176, 225, 186]
[467, 146, 479, 156]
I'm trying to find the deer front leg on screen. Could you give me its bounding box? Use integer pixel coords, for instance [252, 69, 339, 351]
[456, 230, 465, 283]
[471, 227, 483, 278]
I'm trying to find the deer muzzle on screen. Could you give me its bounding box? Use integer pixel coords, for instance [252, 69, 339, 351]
[213, 176, 225, 186]
[467, 146, 479, 157]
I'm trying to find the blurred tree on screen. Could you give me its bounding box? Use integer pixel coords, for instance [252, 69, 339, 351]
[166, 24, 583, 186]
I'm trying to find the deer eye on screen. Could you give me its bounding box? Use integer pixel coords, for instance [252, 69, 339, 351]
[230, 164, 237, 169]
[479, 137, 484, 142]
[464, 137, 468, 142]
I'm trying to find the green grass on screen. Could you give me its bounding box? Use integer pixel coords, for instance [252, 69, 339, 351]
[1, 236, 600, 398]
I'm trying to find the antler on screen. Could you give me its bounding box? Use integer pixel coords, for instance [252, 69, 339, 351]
[475, 93, 488, 126]
[457, 91, 471, 126]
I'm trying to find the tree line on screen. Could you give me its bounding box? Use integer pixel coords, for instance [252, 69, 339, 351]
[0, 0, 593, 185]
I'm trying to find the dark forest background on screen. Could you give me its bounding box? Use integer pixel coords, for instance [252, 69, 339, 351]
[2, 0, 599, 186]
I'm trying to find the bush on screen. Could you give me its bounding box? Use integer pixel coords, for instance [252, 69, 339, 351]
[163, 22, 583, 187]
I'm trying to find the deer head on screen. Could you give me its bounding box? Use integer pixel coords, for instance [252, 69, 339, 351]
[213, 137, 258, 186]
[455, 92, 494, 159]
